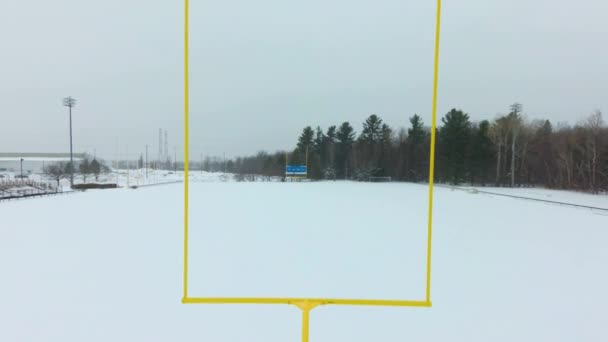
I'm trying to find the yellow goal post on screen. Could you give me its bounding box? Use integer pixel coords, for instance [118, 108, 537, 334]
[181, 1, 442, 341]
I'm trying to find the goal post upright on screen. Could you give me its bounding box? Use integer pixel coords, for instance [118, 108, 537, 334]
[182, 0, 190, 301]
[181, 0, 442, 340]
[426, 0, 442, 305]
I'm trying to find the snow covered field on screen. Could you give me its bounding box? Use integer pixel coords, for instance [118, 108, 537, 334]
[1, 180, 607, 341]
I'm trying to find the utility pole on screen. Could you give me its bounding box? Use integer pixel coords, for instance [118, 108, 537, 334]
[145, 145, 149, 178]
[158, 128, 163, 168]
[62, 96, 76, 187]
[20, 158, 24, 179]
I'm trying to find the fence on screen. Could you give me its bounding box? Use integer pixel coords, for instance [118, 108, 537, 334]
[0, 179, 63, 201]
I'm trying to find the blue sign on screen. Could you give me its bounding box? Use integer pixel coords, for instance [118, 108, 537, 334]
[286, 165, 307, 176]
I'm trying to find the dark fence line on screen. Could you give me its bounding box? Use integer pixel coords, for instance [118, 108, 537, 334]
[72, 183, 118, 190]
[435, 184, 608, 212]
[0, 179, 60, 192]
[0, 190, 75, 202]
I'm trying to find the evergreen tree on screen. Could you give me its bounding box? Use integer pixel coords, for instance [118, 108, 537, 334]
[528, 120, 554, 185]
[297, 126, 314, 152]
[406, 114, 429, 181]
[79, 157, 91, 183]
[377, 123, 393, 176]
[336, 122, 356, 178]
[90, 159, 101, 181]
[469, 120, 495, 185]
[380, 124, 392, 145]
[325, 126, 337, 142]
[336, 122, 356, 148]
[311, 126, 325, 178]
[359, 114, 383, 144]
[313, 126, 325, 154]
[324, 125, 337, 175]
[439, 109, 472, 184]
[407, 114, 426, 145]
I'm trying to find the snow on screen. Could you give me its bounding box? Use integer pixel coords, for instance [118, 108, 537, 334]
[1, 180, 607, 341]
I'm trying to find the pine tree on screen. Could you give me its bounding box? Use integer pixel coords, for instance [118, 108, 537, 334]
[336, 122, 355, 148]
[90, 159, 101, 181]
[406, 114, 428, 181]
[469, 120, 494, 185]
[324, 125, 337, 175]
[313, 126, 325, 154]
[325, 126, 337, 142]
[310, 126, 325, 178]
[528, 120, 554, 186]
[359, 114, 383, 144]
[297, 126, 314, 152]
[336, 122, 356, 178]
[79, 157, 91, 183]
[439, 109, 472, 184]
[408, 114, 425, 145]
[377, 123, 393, 177]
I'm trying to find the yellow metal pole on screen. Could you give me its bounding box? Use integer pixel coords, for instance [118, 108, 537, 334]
[183, 297, 429, 307]
[183, 0, 190, 300]
[291, 301, 323, 342]
[301, 307, 311, 342]
[425, 0, 442, 305]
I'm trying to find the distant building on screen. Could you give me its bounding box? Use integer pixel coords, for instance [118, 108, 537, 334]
[0, 153, 85, 175]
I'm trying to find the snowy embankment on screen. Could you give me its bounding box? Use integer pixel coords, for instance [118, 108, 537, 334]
[0, 182, 607, 341]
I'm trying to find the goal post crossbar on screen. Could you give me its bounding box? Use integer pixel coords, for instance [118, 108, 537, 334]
[182, 297, 431, 307]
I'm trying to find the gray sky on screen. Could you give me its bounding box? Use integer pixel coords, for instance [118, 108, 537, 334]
[1, 0, 607, 160]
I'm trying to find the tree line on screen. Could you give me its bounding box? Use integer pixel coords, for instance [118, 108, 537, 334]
[206, 104, 608, 193]
[44, 155, 109, 186]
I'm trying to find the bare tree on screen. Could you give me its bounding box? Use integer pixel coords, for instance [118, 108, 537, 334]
[43, 161, 69, 188]
[90, 159, 102, 181]
[517, 120, 533, 186]
[490, 117, 509, 186]
[554, 126, 577, 189]
[508, 103, 523, 187]
[79, 156, 91, 183]
[580, 110, 605, 193]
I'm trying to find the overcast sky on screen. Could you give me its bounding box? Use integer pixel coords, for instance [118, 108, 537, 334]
[1, 0, 606, 160]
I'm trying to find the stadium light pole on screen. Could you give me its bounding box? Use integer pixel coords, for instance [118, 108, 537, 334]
[63, 96, 76, 187]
